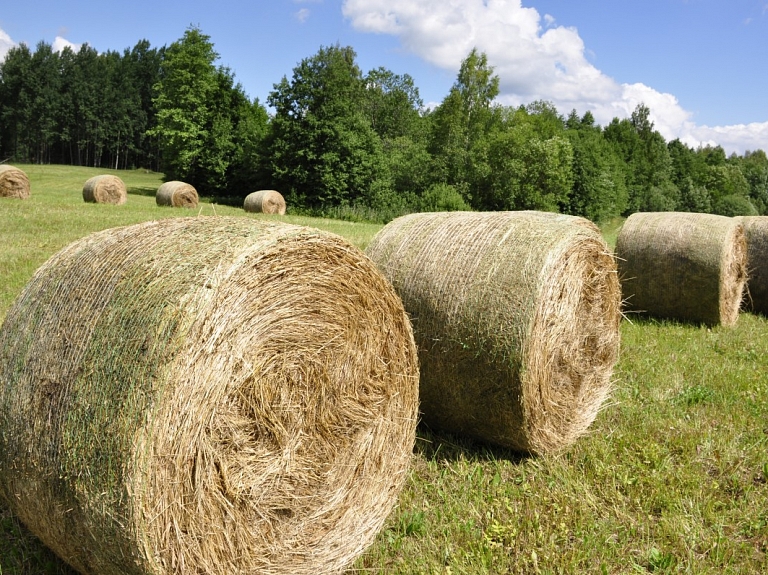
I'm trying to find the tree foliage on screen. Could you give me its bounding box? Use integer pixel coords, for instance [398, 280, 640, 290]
[264, 44, 389, 209]
[149, 26, 267, 195]
[1, 36, 765, 218]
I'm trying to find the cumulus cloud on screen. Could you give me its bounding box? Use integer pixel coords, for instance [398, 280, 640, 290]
[52, 36, 81, 54]
[0, 28, 82, 61]
[295, 8, 311, 23]
[342, 0, 767, 154]
[0, 28, 15, 61]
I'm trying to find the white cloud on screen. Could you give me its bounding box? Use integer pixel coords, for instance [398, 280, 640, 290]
[0, 28, 82, 61]
[0, 28, 16, 61]
[52, 36, 81, 54]
[687, 121, 768, 155]
[295, 9, 311, 23]
[342, 0, 767, 154]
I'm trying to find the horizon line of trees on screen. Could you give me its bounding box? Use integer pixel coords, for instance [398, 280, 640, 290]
[1, 26, 767, 222]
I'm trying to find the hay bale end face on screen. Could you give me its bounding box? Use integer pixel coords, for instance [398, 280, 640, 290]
[156, 180, 199, 208]
[0, 216, 419, 575]
[82, 174, 127, 205]
[738, 216, 768, 315]
[244, 189, 286, 214]
[616, 212, 747, 326]
[365, 211, 621, 454]
[0, 164, 31, 199]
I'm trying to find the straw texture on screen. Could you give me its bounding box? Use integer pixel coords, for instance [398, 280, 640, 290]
[365, 211, 621, 454]
[738, 216, 768, 315]
[244, 190, 286, 215]
[156, 181, 199, 208]
[0, 216, 419, 575]
[616, 212, 747, 326]
[0, 164, 30, 199]
[82, 174, 127, 205]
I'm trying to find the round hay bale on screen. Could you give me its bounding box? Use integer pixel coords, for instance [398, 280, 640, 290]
[156, 180, 199, 208]
[244, 190, 286, 215]
[0, 164, 31, 199]
[0, 216, 419, 575]
[365, 210, 621, 454]
[616, 212, 747, 326]
[82, 174, 127, 205]
[737, 216, 768, 315]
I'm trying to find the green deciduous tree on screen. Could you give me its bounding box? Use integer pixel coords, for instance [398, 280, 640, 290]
[150, 26, 263, 194]
[565, 110, 628, 222]
[604, 104, 677, 213]
[429, 48, 500, 202]
[264, 44, 387, 209]
[474, 111, 573, 212]
[363, 67, 423, 141]
[740, 149, 768, 214]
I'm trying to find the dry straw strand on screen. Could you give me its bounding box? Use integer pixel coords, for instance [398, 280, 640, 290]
[737, 216, 768, 315]
[365, 210, 621, 454]
[0, 216, 419, 575]
[244, 190, 286, 215]
[156, 181, 199, 208]
[616, 211, 747, 326]
[0, 164, 31, 199]
[82, 174, 127, 205]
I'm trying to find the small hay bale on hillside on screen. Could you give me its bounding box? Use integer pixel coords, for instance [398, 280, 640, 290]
[82, 174, 127, 205]
[616, 212, 747, 326]
[365, 210, 621, 454]
[244, 190, 286, 214]
[0, 216, 419, 575]
[738, 216, 768, 315]
[0, 164, 31, 199]
[155, 180, 199, 208]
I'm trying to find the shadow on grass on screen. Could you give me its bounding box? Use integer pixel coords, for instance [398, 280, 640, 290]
[0, 505, 77, 575]
[414, 425, 529, 466]
[126, 186, 157, 198]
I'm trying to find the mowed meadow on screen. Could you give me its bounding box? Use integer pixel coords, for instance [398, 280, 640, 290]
[0, 165, 766, 574]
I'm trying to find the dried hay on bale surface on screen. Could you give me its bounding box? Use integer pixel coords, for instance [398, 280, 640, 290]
[737, 216, 768, 315]
[155, 180, 198, 208]
[365, 210, 621, 454]
[616, 212, 747, 326]
[82, 174, 127, 205]
[244, 189, 286, 214]
[0, 216, 419, 575]
[0, 164, 31, 199]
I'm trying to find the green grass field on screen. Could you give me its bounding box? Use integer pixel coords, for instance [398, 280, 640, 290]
[0, 165, 766, 574]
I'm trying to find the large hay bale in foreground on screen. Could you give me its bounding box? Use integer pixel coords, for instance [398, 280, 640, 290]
[155, 180, 199, 208]
[82, 174, 127, 205]
[244, 189, 286, 214]
[616, 212, 747, 326]
[0, 217, 419, 575]
[0, 164, 30, 199]
[738, 216, 768, 315]
[365, 211, 621, 454]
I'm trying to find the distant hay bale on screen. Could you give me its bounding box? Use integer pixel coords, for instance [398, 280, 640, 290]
[616, 212, 747, 326]
[365, 211, 621, 454]
[0, 216, 419, 575]
[82, 174, 127, 205]
[738, 216, 768, 315]
[0, 164, 30, 199]
[156, 180, 199, 208]
[244, 190, 286, 214]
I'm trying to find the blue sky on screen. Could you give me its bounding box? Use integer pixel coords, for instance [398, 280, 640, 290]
[1, 0, 767, 155]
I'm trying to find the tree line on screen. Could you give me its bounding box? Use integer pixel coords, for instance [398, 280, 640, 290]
[1, 26, 767, 222]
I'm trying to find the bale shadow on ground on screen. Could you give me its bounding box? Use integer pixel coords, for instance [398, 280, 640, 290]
[0, 504, 77, 575]
[126, 185, 157, 197]
[414, 426, 529, 465]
